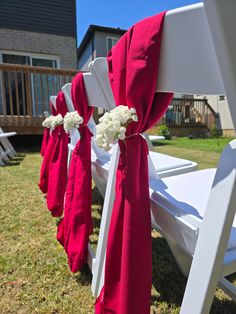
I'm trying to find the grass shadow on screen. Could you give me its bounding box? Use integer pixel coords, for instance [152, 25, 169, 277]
[151, 141, 170, 147]
[75, 264, 92, 287]
[210, 296, 236, 314]
[92, 215, 102, 231]
[152, 234, 186, 307]
[92, 186, 104, 207]
[3, 153, 26, 167]
[152, 234, 236, 313]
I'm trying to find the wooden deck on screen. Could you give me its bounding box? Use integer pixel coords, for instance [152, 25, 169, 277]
[0, 63, 77, 134]
[161, 98, 217, 130]
[0, 64, 217, 135]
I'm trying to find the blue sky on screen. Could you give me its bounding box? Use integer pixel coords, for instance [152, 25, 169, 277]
[76, 0, 201, 46]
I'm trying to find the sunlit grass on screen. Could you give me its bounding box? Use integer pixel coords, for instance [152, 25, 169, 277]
[0, 138, 236, 313]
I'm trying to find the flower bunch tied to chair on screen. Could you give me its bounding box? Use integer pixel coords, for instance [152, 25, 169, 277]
[95, 105, 138, 151]
[42, 114, 63, 130]
[42, 111, 84, 132]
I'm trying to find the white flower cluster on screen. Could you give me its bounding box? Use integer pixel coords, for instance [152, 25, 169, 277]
[63, 111, 84, 133]
[50, 114, 64, 130]
[95, 105, 138, 151]
[42, 115, 54, 128]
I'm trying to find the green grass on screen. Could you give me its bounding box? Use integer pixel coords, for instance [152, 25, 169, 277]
[151, 137, 235, 170]
[154, 137, 235, 153]
[1, 138, 236, 313]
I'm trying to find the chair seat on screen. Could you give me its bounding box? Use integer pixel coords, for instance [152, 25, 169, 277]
[92, 150, 197, 175]
[0, 132, 16, 138]
[149, 135, 165, 141]
[150, 169, 236, 251]
[149, 151, 195, 173]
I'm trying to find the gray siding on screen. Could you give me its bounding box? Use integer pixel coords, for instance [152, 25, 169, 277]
[0, 28, 77, 69]
[0, 0, 76, 38]
[95, 31, 122, 57]
[78, 40, 94, 71]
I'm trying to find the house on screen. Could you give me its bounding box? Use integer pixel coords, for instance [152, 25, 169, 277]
[77, 25, 126, 71]
[0, 0, 78, 134]
[194, 95, 235, 136]
[78, 24, 218, 136]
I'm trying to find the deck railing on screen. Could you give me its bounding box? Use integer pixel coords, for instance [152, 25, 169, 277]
[0, 63, 77, 133]
[161, 98, 217, 130]
[0, 65, 218, 134]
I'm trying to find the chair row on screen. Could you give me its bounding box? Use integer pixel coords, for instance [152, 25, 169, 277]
[47, 57, 236, 314]
[43, 1, 236, 312]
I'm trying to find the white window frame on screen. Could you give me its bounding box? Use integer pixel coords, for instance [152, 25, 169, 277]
[0, 50, 60, 68]
[219, 95, 226, 101]
[106, 36, 119, 52]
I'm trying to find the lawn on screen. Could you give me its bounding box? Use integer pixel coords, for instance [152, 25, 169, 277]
[1, 137, 236, 313]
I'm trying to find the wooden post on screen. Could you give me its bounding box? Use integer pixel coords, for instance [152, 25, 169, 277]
[1, 72, 7, 116]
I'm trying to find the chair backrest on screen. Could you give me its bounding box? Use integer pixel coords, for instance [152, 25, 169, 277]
[88, 59, 116, 109]
[61, 82, 109, 162]
[83, 71, 113, 110]
[157, 3, 224, 95]
[49, 96, 57, 111]
[204, 0, 236, 131]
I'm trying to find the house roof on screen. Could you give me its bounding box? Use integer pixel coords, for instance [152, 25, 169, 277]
[77, 25, 127, 58]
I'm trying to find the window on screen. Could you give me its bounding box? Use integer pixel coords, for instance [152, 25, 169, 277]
[107, 37, 119, 52]
[32, 58, 57, 68]
[1, 52, 58, 68]
[2, 54, 30, 65]
[219, 95, 225, 101]
[0, 51, 59, 115]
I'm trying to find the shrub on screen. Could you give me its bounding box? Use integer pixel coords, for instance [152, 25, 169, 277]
[158, 124, 171, 139]
[210, 124, 222, 138]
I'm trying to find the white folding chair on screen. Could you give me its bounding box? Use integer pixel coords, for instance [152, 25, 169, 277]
[61, 73, 115, 273]
[61, 61, 198, 298]
[147, 1, 236, 313]
[0, 128, 17, 163]
[49, 96, 58, 135]
[82, 2, 236, 313]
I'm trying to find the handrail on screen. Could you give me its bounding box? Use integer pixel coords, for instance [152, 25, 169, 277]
[162, 97, 217, 129]
[0, 63, 78, 76]
[0, 64, 78, 123]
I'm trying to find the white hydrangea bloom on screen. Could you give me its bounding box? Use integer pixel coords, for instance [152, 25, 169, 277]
[95, 106, 138, 151]
[42, 115, 54, 128]
[63, 111, 84, 133]
[51, 114, 64, 130]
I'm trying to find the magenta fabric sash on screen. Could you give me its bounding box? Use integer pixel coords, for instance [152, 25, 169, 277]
[57, 73, 94, 272]
[40, 101, 56, 157]
[46, 91, 69, 217]
[40, 128, 50, 157]
[95, 12, 173, 313]
[38, 103, 58, 194]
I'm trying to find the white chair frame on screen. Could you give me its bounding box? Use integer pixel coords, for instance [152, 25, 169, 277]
[0, 128, 17, 165]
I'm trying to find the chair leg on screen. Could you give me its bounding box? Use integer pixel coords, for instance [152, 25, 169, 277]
[180, 170, 236, 314]
[91, 144, 120, 296]
[0, 145, 9, 162]
[0, 138, 14, 159]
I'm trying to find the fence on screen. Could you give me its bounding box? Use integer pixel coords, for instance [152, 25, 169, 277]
[161, 98, 217, 130]
[0, 63, 77, 133]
